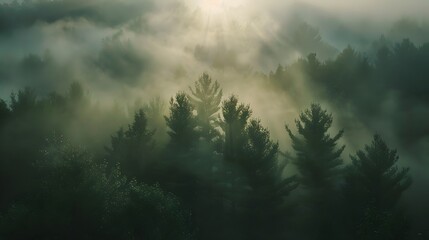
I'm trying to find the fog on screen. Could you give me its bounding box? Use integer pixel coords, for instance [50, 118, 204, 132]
[0, 0, 428, 239]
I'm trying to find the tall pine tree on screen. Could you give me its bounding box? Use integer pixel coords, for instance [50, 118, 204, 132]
[286, 103, 345, 190]
[286, 103, 345, 240]
[106, 109, 155, 180]
[243, 119, 298, 240]
[220, 95, 251, 163]
[343, 134, 412, 240]
[189, 73, 223, 143]
[165, 92, 198, 152]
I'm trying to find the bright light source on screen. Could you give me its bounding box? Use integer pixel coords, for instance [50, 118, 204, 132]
[199, 0, 224, 13]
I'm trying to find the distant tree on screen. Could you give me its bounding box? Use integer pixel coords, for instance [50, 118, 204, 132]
[324, 46, 373, 105]
[164, 92, 198, 152]
[243, 119, 298, 239]
[220, 95, 251, 163]
[188, 73, 223, 143]
[143, 97, 168, 146]
[46, 92, 67, 109]
[290, 22, 338, 59]
[10, 88, 37, 114]
[343, 134, 412, 240]
[67, 82, 90, 113]
[0, 99, 10, 127]
[69, 82, 84, 102]
[106, 109, 155, 180]
[286, 104, 345, 190]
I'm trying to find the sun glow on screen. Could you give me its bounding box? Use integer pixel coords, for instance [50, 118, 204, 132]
[199, 0, 224, 14]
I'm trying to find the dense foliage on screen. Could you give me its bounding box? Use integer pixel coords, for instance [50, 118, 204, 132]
[1, 38, 426, 239]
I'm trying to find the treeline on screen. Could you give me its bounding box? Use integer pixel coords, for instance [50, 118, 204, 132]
[268, 38, 429, 146]
[0, 71, 413, 240]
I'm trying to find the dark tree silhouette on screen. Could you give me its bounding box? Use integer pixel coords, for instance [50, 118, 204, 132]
[189, 73, 223, 143]
[286, 103, 345, 240]
[343, 134, 412, 240]
[106, 109, 155, 180]
[0, 99, 9, 127]
[0, 137, 192, 240]
[165, 92, 198, 151]
[243, 119, 298, 240]
[10, 88, 38, 114]
[220, 95, 251, 163]
[286, 104, 345, 189]
[69, 81, 84, 102]
[143, 96, 168, 146]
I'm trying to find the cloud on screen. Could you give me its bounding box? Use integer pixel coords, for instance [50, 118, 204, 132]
[0, 0, 153, 34]
[92, 33, 151, 83]
[0, 0, 428, 149]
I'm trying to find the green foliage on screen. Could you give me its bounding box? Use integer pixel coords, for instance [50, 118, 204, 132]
[244, 119, 298, 200]
[220, 95, 252, 163]
[10, 87, 38, 114]
[286, 103, 345, 189]
[285, 104, 345, 240]
[106, 109, 155, 180]
[343, 135, 412, 240]
[243, 119, 298, 240]
[270, 39, 429, 146]
[0, 137, 192, 240]
[69, 81, 85, 102]
[188, 73, 223, 143]
[143, 96, 168, 146]
[355, 207, 410, 240]
[165, 92, 198, 151]
[348, 135, 411, 209]
[0, 65, 420, 239]
[0, 99, 10, 127]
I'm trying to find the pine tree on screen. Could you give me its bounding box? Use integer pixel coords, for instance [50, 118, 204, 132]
[0, 99, 10, 128]
[143, 97, 168, 146]
[220, 95, 251, 163]
[245, 119, 298, 201]
[165, 92, 198, 151]
[106, 109, 155, 180]
[10, 88, 37, 114]
[286, 103, 345, 190]
[344, 134, 412, 240]
[286, 103, 345, 240]
[189, 73, 223, 143]
[243, 119, 298, 239]
[69, 82, 84, 102]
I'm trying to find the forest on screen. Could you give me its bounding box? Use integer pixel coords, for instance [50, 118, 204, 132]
[1, 0, 429, 239]
[1, 36, 428, 239]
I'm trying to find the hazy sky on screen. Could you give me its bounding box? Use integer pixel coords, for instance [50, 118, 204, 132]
[0, 0, 428, 150]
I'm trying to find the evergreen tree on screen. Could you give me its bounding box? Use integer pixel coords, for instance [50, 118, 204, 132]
[243, 119, 298, 239]
[143, 97, 168, 146]
[286, 103, 345, 189]
[286, 103, 345, 240]
[69, 81, 84, 102]
[10, 88, 38, 114]
[106, 109, 155, 180]
[0, 99, 9, 128]
[165, 92, 198, 151]
[0, 137, 192, 240]
[220, 95, 251, 163]
[244, 120, 298, 201]
[343, 134, 412, 240]
[188, 73, 223, 143]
